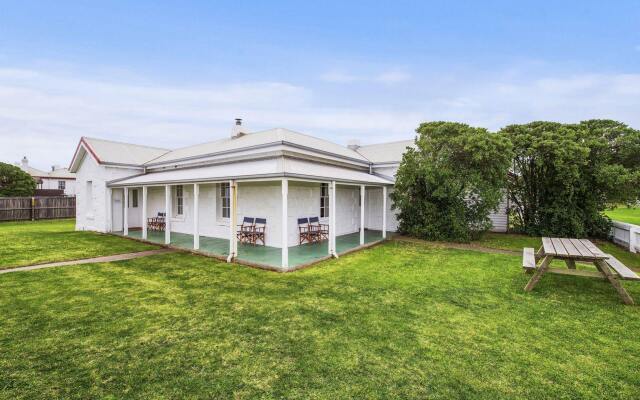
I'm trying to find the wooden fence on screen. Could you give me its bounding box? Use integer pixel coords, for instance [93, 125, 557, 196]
[0, 196, 76, 222]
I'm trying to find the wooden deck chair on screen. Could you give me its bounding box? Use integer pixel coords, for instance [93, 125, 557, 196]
[237, 217, 255, 244]
[298, 217, 315, 244]
[253, 218, 267, 246]
[308, 216, 329, 241]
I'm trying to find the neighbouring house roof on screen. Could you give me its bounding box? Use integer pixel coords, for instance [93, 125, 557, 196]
[18, 165, 50, 178]
[69, 137, 170, 171]
[48, 167, 75, 179]
[146, 128, 370, 166]
[109, 157, 393, 187]
[355, 139, 415, 164]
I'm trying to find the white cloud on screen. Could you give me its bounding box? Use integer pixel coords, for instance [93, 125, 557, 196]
[320, 68, 411, 84]
[1, 65, 640, 170]
[375, 70, 411, 84]
[319, 70, 360, 83]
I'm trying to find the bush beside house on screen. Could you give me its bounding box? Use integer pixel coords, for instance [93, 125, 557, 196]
[392, 119, 640, 242]
[0, 162, 36, 197]
[391, 121, 512, 242]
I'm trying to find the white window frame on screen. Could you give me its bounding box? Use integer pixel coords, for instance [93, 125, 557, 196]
[219, 182, 230, 220]
[320, 183, 329, 218]
[174, 185, 184, 216]
[129, 188, 139, 208]
[58, 180, 66, 190]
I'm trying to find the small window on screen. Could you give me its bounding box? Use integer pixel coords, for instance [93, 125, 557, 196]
[175, 185, 184, 216]
[220, 183, 230, 219]
[86, 181, 93, 213]
[320, 183, 329, 218]
[129, 189, 139, 208]
[58, 180, 66, 190]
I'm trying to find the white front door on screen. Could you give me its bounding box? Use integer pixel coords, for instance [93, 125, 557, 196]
[112, 189, 123, 232]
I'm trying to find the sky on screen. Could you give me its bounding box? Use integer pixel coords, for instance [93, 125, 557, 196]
[1, 0, 639, 170]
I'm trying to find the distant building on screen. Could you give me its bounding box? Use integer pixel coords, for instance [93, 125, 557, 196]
[16, 156, 76, 196]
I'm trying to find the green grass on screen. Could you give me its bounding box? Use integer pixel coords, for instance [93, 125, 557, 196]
[2, 240, 640, 398]
[0, 219, 157, 269]
[605, 206, 640, 225]
[473, 232, 640, 270]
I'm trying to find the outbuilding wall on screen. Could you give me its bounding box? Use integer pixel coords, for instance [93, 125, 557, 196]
[75, 155, 141, 232]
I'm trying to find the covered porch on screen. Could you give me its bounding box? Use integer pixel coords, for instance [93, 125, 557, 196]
[108, 158, 394, 271]
[119, 229, 389, 268]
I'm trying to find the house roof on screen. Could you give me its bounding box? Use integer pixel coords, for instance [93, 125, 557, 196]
[69, 137, 170, 171]
[356, 139, 415, 163]
[18, 165, 50, 178]
[109, 157, 393, 187]
[146, 128, 370, 166]
[82, 137, 169, 165]
[48, 168, 75, 179]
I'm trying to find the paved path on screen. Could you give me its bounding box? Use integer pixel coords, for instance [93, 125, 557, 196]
[0, 249, 176, 274]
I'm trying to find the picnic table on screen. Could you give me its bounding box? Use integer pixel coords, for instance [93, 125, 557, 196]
[522, 237, 639, 305]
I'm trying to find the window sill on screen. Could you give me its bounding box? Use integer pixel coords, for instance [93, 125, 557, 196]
[171, 216, 185, 223]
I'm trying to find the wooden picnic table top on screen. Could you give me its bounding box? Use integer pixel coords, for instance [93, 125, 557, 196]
[541, 237, 608, 260]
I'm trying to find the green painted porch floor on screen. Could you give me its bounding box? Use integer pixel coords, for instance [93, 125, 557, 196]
[121, 230, 386, 268]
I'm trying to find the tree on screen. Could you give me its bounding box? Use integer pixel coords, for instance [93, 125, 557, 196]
[0, 162, 36, 197]
[501, 120, 640, 238]
[391, 121, 513, 242]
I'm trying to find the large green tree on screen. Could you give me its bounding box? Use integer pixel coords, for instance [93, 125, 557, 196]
[502, 120, 640, 238]
[391, 121, 513, 242]
[0, 162, 36, 197]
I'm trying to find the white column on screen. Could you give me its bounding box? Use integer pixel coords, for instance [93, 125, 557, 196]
[382, 186, 387, 239]
[107, 188, 113, 232]
[281, 179, 289, 269]
[228, 180, 237, 262]
[360, 185, 365, 245]
[193, 183, 200, 250]
[165, 185, 171, 245]
[330, 181, 337, 257]
[123, 187, 129, 236]
[142, 186, 148, 239]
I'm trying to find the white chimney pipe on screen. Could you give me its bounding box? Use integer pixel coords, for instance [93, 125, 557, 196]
[231, 118, 246, 138]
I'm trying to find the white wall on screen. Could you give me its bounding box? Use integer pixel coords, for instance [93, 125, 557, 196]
[365, 187, 399, 232]
[39, 177, 76, 195]
[611, 221, 640, 253]
[488, 197, 509, 233]
[75, 154, 141, 232]
[128, 180, 364, 248]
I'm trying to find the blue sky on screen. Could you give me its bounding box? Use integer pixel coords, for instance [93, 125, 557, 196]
[1, 0, 639, 169]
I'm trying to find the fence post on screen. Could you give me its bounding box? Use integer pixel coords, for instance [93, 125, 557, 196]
[630, 227, 638, 254]
[31, 197, 36, 221]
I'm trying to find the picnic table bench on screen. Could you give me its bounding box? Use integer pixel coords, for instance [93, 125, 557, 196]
[522, 237, 639, 305]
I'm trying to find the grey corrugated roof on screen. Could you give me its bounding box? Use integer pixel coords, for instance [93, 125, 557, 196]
[146, 128, 370, 165]
[83, 137, 170, 165]
[356, 140, 415, 163]
[109, 157, 393, 187]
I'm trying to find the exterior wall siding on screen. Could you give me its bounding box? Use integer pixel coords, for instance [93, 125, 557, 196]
[75, 154, 141, 232]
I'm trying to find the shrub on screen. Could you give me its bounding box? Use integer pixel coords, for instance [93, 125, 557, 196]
[0, 162, 36, 197]
[501, 120, 640, 238]
[391, 121, 513, 242]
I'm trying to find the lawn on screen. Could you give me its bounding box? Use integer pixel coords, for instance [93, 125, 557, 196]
[1, 227, 640, 398]
[0, 219, 157, 269]
[473, 232, 640, 270]
[605, 206, 640, 225]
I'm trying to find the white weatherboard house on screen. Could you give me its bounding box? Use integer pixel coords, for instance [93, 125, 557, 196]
[69, 121, 507, 271]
